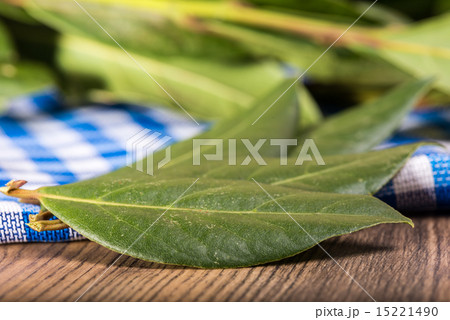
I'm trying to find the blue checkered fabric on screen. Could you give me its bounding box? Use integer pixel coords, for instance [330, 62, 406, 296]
[0, 92, 449, 243]
[375, 109, 450, 212]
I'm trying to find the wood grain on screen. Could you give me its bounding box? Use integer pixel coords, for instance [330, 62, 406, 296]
[0, 216, 448, 301]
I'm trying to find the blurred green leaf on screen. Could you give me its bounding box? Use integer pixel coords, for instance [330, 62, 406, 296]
[204, 21, 410, 87]
[0, 19, 55, 112]
[0, 2, 38, 24]
[58, 34, 285, 119]
[435, 0, 450, 13]
[247, 0, 409, 26]
[26, 0, 250, 60]
[363, 13, 450, 95]
[297, 84, 323, 132]
[0, 21, 13, 61]
[0, 62, 55, 112]
[352, 1, 410, 26]
[21, 1, 450, 94]
[25, 0, 288, 119]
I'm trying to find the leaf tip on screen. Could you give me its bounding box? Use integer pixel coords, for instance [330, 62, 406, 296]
[26, 222, 41, 232]
[406, 218, 414, 228]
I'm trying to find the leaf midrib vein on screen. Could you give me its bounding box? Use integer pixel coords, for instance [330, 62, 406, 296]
[39, 192, 389, 219]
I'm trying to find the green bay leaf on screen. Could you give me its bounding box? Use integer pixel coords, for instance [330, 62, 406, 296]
[162, 143, 426, 195]
[295, 78, 432, 156]
[36, 178, 410, 268]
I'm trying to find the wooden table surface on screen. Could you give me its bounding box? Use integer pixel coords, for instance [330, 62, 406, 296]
[0, 216, 448, 302]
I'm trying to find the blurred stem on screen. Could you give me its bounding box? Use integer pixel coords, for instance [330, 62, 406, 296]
[13, 0, 449, 58]
[10, 0, 449, 73]
[66, 0, 381, 47]
[72, 0, 449, 59]
[1, 0, 24, 6]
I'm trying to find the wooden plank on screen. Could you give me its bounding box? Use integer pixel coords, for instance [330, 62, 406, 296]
[0, 216, 448, 301]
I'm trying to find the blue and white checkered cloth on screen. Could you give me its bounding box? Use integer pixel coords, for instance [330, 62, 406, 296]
[0, 91, 449, 243]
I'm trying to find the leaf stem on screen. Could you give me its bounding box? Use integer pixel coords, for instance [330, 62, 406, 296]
[27, 220, 69, 232]
[0, 180, 41, 204]
[56, 0, 381, 46]
[28, 0, 449, 59]
[29, 210, 54, 222]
